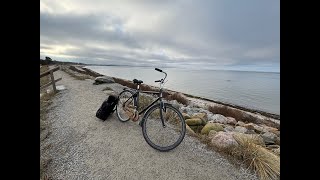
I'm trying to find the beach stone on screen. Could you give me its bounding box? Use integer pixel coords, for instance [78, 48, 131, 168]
[211, 132, 238, 150]
[236, 121, 245, 127]
[201, 123, 224, 135]
[226, 117, 237, 125]
[191, 112, 207, 120]
[275, 137, 280, 145]
[185, 118, 203, 126]
[261, 132, 278, 144]
[232, 132, 265, 146]
[224, 125, 235, 132]
[94, 76, 115, 84]
[234, 126, 248, 133]
[244, 123, 255, 130]
[253, 124, 264, 134]
[210, 114, 228, 124]
[182, 113, 191, 120]
[208, 130, 218, 138]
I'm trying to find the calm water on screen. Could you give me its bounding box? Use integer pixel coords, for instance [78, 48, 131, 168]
[86, 66, 280, 115]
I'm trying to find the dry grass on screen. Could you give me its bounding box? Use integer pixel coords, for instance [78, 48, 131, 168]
[232, 134, 280, 180]
[137, 94, 155, 112]
[165, 92, 190, 106]
[208, 105, 257, 123]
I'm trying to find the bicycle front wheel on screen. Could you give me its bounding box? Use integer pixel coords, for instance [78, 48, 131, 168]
[142, 103, 186, 152]
[116, 90, 135, 122]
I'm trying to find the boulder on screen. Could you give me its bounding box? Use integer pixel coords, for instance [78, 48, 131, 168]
[208, 130, 218, 138]
[224, 125, 235, 132]
[275, 137, 280, 145]
[211, 132, 238, 150]
[234, 126, 248, 133]
[253, 124, 264, 134]
[209, 114, 228, 124]
[244, 123, 255, 130]
[232, 132, 265, 146]
[201, 123, 224, 135]
[191, 112, 208, 125]
[261, 132, 278, 144]
[191, 112, 207, 120]
[236, 121, 245, 127]
[185, 118, 203, 126]
[93, 76, 115, 84]
[182, 113, 191, 120]
[226, 117, 237, 125]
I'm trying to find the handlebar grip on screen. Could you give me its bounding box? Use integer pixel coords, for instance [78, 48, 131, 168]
[155, 80, 161, 82]
[155, 68, 162, 72]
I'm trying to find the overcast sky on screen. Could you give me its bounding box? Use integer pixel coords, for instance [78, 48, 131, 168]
[40, 0, 279, 72]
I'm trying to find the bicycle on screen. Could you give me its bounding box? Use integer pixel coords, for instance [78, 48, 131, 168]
[116, 68, 186, 152]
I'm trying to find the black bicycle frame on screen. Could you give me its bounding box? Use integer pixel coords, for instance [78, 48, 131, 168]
[123, 88, 166, 127]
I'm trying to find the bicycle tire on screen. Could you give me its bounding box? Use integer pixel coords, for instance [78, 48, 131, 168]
[142, 103, 186, 152]
[116, 90, 135, 122]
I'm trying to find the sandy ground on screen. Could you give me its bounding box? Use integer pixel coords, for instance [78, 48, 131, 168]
[40, 70, 258, 180]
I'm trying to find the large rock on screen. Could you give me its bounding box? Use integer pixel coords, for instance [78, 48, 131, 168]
[191, 112, 208, 125]
[182, 113, 191, 120]
[208, 130, 218, 138]
[226, 117, 237, 125]
[94, 76, 115, 84]
[191, 112, 207, 120]
[224, 125, 235, 132]
[253, 124, 264, 134]
[236, 121, 245, 127]
[211, 132, 238, 150]
[185, 118, 203, 126]
[234, 126, 248, 133]
[201, 123, 224, 135]
[243, 123, 255, 130]
[261, 132, 278, 144]
[232, 132, 265, 146]
[209, 114, 228, 124]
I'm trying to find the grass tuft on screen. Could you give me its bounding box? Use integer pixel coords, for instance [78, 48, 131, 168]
[165, 92, 190, 106]
[232, 134, 280, 180]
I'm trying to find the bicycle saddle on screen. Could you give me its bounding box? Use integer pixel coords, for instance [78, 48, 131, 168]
[133, 79, 143, 84]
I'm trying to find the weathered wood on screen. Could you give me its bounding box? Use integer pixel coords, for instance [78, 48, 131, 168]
[40, 78, 62, 90]
[50, 70, 57, 93]
[40, 66, 59, 78]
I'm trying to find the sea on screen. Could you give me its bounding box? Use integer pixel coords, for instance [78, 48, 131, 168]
[85, 66, 280, 115]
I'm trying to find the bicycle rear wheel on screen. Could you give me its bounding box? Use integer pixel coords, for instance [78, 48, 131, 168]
[116, 90, 135, 122]
[142, 103, 186, 151]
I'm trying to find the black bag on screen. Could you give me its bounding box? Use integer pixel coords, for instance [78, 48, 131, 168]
[96, 95, 119, 120]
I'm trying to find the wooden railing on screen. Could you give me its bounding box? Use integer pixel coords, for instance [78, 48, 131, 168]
[40, 66, 62, 93]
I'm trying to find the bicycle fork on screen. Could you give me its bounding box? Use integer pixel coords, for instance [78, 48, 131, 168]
[159, 101, 166, 128]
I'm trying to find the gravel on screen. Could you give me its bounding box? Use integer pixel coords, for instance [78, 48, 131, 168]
[40, 70, 258, 180]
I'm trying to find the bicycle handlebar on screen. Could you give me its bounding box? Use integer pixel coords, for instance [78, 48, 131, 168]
[155, 68, 167, 83]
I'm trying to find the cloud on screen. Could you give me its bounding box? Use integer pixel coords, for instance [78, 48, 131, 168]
[40, 0, 279, 71]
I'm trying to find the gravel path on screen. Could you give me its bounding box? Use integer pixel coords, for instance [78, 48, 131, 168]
[40, 70, 258, 180]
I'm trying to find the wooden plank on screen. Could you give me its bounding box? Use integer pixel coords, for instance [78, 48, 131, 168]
[50, 70, 56, 93]
[40, 78, 62, 90]
[40, 66, 60, 78]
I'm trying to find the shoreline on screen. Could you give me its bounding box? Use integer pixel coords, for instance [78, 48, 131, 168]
[79, 65, 280, 119]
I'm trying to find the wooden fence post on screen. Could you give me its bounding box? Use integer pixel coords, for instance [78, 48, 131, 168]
[50, 70, 57, 93]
